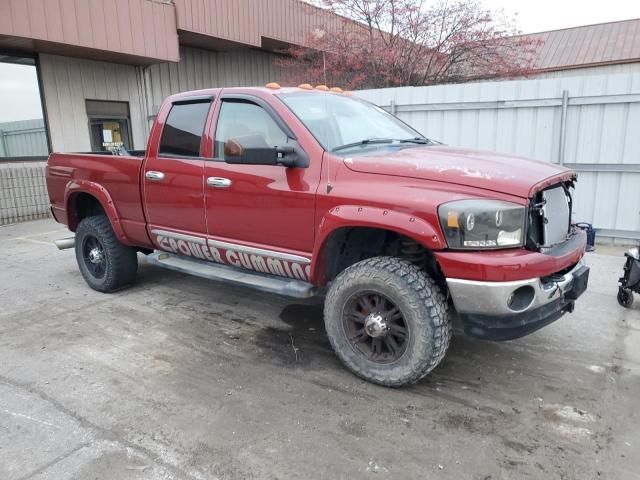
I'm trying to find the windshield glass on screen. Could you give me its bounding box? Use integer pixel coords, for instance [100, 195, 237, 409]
[277, 92, 428, 153]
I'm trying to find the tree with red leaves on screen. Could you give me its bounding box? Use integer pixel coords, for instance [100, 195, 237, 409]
[277, 0, 538, 89]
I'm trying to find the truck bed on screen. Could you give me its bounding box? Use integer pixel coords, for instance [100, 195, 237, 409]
[46, 152, 151, 247]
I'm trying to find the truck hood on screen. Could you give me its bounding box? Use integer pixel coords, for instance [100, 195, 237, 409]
[342, 145, 575, 198]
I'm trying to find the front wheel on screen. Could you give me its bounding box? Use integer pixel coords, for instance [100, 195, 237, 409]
[618, 288, 634, 308]
[324, 257, 451, 387]
[75, 215, 138, 293]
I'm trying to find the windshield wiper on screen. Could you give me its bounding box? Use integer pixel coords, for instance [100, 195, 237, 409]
[331, 137, 430, 152]
[398, 137, 431, 144]
[332, 138, 396, 152]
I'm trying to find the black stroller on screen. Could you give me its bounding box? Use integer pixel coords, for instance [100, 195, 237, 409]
[618, 247, 640, 307]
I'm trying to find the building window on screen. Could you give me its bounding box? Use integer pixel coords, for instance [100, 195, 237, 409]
[86, 100, 133, 153]
[0, 56, 49, 160]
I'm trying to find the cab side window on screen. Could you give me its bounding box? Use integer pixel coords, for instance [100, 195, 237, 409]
[159, 100, 211, 157]
[214, 100, 288, 158]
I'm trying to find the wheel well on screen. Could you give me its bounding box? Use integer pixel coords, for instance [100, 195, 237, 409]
[68, 193, 105, 231]
[322, 227, 445, 288]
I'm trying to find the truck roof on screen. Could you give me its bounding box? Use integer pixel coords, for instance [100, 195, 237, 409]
[166, 84, 351, 103]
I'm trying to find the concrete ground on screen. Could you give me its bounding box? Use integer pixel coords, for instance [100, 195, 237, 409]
[1, 219, 639, 480]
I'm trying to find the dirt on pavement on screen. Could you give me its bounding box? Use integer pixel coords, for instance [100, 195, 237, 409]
[1, 219, 639, 480]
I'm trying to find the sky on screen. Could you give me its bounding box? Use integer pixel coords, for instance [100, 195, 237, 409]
[0, 63, 44, 123]
[482, 0, 640, 33]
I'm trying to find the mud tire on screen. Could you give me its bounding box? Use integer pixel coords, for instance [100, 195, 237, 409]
[324, 257, 451, 387]
[75, 215, 138, 293]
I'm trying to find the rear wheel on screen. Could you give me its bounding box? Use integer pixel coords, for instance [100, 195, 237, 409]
[324, 257, 451, 387]
[618, 288, 634, 308]
[75, 215, 138, 292]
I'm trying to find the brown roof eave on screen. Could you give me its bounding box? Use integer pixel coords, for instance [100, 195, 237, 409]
[532, 57, 640, 73]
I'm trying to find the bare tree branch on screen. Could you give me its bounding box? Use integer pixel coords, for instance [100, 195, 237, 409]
[276, 0, 540, 89]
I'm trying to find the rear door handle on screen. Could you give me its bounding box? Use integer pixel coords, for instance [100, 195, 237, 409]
[145, 171, 165, 182]
[207, 177, 232, 188]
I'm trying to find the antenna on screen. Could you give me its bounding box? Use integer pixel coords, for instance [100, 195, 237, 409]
[327, 154, 333, 194]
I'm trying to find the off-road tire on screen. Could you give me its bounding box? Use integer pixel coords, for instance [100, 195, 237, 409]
[75, 215, 138, 293]
[324, 256, 451, 387]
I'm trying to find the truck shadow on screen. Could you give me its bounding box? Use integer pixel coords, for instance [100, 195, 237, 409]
[252, 302, 333, 369]
[136, 262, 553, 393]
[255, 300, 529, 392]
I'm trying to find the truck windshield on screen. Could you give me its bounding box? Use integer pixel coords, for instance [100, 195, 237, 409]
[278, 92, 430, 153]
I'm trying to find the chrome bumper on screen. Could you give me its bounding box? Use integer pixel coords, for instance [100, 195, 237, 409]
[447, 259, 587, 316]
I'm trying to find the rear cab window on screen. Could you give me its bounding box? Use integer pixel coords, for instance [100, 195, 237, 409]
[159, 100, 212, 157]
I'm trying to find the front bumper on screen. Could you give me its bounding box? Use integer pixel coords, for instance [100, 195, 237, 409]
[447, 259, 589, 340]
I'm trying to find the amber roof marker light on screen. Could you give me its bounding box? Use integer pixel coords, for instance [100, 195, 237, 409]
[298, 83, 313, 90]
[265, 82, 281, 89]
[330, 87, 343, 93]
[315, 85, 329, 91]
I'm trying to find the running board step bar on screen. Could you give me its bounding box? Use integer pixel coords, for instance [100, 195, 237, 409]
[146, 252, 317, 299]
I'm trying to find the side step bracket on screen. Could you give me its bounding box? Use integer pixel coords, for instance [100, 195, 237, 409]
[146, 252, 317, 299]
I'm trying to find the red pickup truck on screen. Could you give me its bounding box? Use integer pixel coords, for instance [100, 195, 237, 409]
[46, 85, 589, 386]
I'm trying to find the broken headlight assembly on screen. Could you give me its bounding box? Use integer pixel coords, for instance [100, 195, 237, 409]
[438, 200, 526, 250]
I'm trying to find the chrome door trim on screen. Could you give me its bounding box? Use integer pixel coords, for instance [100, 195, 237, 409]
[207, 239, 311, 264]
[207, 177, 232, 188]
[145, 171, 165, 181]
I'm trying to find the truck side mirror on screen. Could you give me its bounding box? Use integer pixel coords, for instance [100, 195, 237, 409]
[223, 135, 278, 166]
[223, 134, 309, 168]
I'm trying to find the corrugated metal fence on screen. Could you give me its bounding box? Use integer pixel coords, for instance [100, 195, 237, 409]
[356, 73, 640, 242]
[0, 161, 50, 225]
[0, 119, 48, 158]
[0, 120, 50, 225]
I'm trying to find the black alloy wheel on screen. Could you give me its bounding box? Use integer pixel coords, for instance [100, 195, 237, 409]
[324, 257, 451, 387]
[81, 235, 107, 279]
[343, 290, 409, 364]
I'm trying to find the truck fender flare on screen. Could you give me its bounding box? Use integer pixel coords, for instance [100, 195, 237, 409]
[64, 180, 127, 242]
[310, 205, 446, 283]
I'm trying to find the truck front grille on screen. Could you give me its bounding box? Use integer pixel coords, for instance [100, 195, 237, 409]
[541, 186, 571, 246]
[527, 184, 572, 250]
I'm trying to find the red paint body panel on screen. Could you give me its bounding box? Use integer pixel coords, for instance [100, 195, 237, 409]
[46, 86, 585, 289]
[46, 153, 151, 247]
[343, 146, 576, 198]
[143, 156, 206, 235]
[203, 88, 324, 253]
[435, 231, 587, 282]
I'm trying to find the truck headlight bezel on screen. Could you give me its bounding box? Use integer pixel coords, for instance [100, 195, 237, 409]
[438, 199, 526, 250]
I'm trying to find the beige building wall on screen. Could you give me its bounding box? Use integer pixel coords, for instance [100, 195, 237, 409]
[143, 46, 283, 119]
[38, 46, 283, 153]
[39, 54, 148, 152]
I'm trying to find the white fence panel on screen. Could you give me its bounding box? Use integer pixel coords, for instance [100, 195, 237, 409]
[355, 73, 640, 241]
[0, 119, 48, 158]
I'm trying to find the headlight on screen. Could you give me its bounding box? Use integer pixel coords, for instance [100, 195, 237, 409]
[628, 247, 639, 260]
[438, 200, 526, 249]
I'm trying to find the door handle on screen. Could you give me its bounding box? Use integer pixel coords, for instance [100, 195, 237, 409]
[145, 171, 165, 181]
[207, 177, 232, 188]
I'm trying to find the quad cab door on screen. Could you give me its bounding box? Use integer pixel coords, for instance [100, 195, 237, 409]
[203, 94, 322, 281]
[143, 95, 215, 250]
